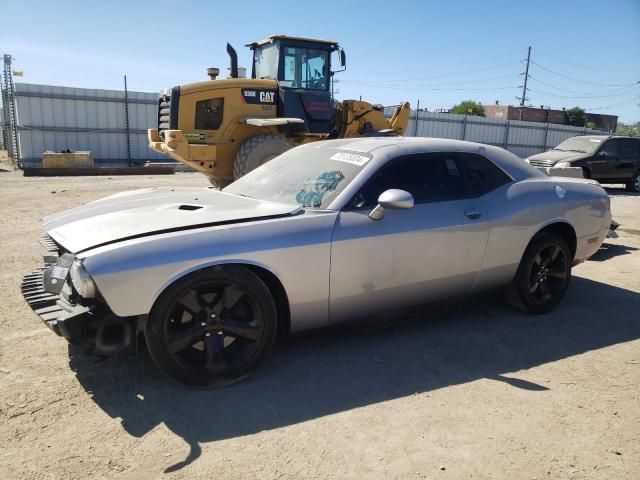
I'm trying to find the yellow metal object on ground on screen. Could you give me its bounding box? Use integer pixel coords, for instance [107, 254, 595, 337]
[42, 151, 93, 168]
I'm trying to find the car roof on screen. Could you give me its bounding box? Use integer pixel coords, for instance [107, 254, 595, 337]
[315, 136, 504, 153]
[306, 136, 543, 183]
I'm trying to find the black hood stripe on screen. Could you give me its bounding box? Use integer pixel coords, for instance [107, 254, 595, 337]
[75, 211, 297, 254]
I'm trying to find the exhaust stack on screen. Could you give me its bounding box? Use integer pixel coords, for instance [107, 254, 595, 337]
[227, 43, 238, 79]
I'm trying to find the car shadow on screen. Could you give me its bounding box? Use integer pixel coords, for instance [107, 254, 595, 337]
[604, 186, 639, 197]
[589, 242, 639, 261]
[69, 277, 640, 473]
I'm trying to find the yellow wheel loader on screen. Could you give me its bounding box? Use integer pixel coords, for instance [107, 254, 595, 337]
[148, 35, 410, 186]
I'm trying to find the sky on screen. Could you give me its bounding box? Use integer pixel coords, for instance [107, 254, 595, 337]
[1, 0, 639, 122]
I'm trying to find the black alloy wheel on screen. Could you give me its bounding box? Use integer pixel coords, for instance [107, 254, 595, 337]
[146, 266, 277, 387]
[526, 244, 569, 307]
[507, 233, 572, 314]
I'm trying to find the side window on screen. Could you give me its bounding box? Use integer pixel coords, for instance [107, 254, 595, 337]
[460, 153, 511, 196]
[346, 154, 471, 209]
[195, 98, 224, 130]
[599, 140, 619, 158]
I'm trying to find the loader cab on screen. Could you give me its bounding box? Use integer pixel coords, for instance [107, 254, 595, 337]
[247, 35, 346, 133]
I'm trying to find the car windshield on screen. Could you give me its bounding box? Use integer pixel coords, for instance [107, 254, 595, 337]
[223, 145, 369, 209]
[552, 137, 603, 154]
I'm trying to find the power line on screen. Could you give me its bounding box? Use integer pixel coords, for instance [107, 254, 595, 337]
[528, 75, 634, 95]
[343, 60, 522, 83]
[531, 61, 639, 87]
[587, 97, 640, 110]
[341, 74, 520, 88]
[339, 83, 518, 91]
[534, 49, 640, 74]
[528, 85, 639, 99]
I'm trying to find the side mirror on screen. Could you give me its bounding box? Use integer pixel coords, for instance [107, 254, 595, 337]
[339, 48, 346, 68]
[369, 189, 414, 220]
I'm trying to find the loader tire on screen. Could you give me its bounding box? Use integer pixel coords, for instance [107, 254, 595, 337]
[233, 135, 294, 180]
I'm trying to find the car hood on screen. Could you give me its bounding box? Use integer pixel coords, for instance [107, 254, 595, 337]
[44, 187, 300, 253]
[528, 150, 590, 163]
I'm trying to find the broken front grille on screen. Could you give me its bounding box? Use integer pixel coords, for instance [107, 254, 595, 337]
[39, 233, 60, 253]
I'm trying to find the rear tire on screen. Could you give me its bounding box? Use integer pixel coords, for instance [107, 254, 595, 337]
[505, 233, 572, 314]
[233, 134, 294, 179]
[146, 266, 277, 387]
[626, 170, 640, 192]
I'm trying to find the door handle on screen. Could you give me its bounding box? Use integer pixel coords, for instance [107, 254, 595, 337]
[464, 208, 482, 220]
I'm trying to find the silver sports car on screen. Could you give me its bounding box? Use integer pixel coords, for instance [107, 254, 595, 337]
[21, 137, 611, 386]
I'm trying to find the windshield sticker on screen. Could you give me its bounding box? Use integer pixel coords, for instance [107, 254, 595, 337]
[296, 170, 345, 208]
[589, 139, 601, 142]
[330, 152, 370, 166]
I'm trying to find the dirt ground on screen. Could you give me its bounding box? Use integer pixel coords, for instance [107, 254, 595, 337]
[1, 156, 638, 480]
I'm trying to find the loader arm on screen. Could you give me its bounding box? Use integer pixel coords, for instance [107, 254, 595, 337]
[335, 100, 410, 138]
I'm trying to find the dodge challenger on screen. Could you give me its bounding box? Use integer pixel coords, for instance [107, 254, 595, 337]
[21, 137, 611, 386]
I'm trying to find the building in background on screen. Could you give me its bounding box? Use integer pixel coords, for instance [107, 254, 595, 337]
[483, 105, 617, 132]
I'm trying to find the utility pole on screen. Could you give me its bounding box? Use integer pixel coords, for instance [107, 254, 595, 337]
[2, 54, 20, 165]
[518, 46, 531, 106]
[123, 75, 131, 167]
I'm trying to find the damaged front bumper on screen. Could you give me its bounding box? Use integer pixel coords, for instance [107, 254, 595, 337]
[21, 263, 91, 343]
[21, 235, 140, 354]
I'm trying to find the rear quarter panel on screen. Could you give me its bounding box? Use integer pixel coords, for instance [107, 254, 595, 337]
[475, 177, 609, 289]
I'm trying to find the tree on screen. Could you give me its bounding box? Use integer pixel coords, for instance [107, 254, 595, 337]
[615, 121, 640, 136]
[566, 106, 586, 127]
[451, 100, 485, 117]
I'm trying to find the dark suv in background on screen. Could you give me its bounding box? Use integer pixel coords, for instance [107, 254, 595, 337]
[526, 135, 640, 192]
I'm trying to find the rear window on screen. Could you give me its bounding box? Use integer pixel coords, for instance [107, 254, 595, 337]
[461, 154, 512, 195]
[620, 139, 639, 157]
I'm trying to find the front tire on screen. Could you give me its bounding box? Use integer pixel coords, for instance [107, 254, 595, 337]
[506, 233, 572, 314]
[146, 266, 277, 387]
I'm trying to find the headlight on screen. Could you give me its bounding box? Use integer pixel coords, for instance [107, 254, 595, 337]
[555, 161, 572, 169]
[69, 260, 97, 298]
[524, 158, 531, 163]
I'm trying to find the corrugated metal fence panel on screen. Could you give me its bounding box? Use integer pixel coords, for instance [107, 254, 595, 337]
[405, 109, 603, 158]
[14, 83, 166, 167]
[507, 120, 547, 149]
[464, 117, 505, 145]
[18, 131, 156, 167]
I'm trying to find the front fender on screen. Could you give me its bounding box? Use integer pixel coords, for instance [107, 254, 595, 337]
[80, 212, 337, 333]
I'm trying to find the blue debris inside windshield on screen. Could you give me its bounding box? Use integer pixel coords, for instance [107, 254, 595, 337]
[295, 170, 346, 208]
